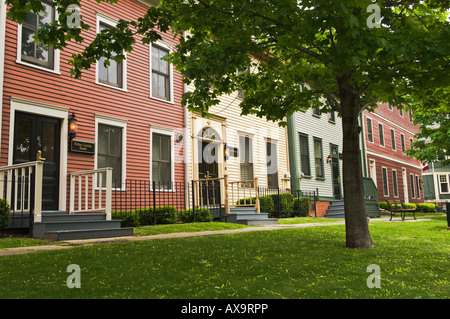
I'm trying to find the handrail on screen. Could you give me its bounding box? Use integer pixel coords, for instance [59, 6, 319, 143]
[0, 161, 43, 223]
[69, 167, 113, 220]
[228, 177, 260, 213]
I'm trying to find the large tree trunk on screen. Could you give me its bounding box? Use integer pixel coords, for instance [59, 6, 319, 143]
[339, 76, 374, 249]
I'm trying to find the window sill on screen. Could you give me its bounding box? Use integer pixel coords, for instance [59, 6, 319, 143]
[16, 60, 61, 75]
[312, 114, 321, 118]
[150, 95, 175, 105]
[95, 81, 127, 92]
[315, 177, 326, 181]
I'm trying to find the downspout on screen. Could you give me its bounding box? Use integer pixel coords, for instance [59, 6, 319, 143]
[286, 114, 299, 191]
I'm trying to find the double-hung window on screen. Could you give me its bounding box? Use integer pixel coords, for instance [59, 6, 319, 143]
[391, 129, 396, 150]
[98, 124, 123, 188]
[299, 133, 311, 177]
[19, 1, 55, 70]
[152, 133, 172, 188]
[151, 45, 171, 101]
[97, 20, 125, 89]
[440, 175, 449, 193]
[239, 135, 254, 187]
[378, 123, 384, 146]
[382, 167, 389, 196]
[367, 118, 373, 142]
[313, 138, 324, 178]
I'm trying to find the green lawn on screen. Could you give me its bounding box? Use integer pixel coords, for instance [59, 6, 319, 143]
[0, 217, 448, 299]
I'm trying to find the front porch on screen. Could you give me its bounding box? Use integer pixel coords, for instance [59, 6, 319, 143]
[0, 161, 324, 240]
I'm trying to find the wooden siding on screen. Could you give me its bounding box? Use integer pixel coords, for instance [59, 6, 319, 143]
[363, 102, 423, 203]
[292, 109, 343, 199]
[1, 0, 186, 211]
[186, 84, 289, 189]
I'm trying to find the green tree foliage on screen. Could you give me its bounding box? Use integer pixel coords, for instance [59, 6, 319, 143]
[6, 0, 449, 248]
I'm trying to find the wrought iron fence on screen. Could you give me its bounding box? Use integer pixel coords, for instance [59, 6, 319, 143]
[257, 187, 317, 218]
[111, 179, 226, 226]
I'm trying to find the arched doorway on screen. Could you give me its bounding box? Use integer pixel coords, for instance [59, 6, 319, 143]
[197, 127, 221, 206]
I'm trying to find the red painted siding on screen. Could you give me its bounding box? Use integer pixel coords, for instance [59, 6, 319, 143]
[1, 0, 186, 211]
[364, 103, 423, 203]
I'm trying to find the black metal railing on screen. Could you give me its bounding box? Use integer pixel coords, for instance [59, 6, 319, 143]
[111, 179, 226, 226]
[256, 187, 317, 218]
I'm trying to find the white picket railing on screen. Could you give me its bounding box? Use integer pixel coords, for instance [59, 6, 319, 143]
[0, 161, 44, 223]
[69, 167, 113, 220]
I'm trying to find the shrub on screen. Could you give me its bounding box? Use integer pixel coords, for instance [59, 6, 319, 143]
[179, 208, 213, 223]
[112, 210, 140, 228]
[270, 193, 294, 218]
[0, 199, 11, 229]
[293, 197, 311, 217]
[416, 203, 438, 213]
[112, 206, 178, 227]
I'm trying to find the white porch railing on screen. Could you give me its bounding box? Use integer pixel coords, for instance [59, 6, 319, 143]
[228, 177, 260, 213]
[0, 161, 44, 223]
[69, 167, 113, 220]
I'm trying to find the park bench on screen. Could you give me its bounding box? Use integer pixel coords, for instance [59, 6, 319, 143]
[387, 199, 417, 221]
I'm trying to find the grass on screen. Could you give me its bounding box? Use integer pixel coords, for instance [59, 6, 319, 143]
[0, 216, 448, 299]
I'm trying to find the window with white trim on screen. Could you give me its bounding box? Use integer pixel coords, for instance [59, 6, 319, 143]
[439, 175, 449, 193]
[382, 167, 389, 196]
[367, 118, 373, 142]
[239, 134, 254, 187]
[410, 174, 416, 198]
[392, 170, 399, 197]
[391, 129, 396, 150]
[18, 0, 58, 71]
[151, 127, 174, 190]
[96, 15, 126, 90]
[151, 44, 172, 101]
[95, 116, 127, 189]
[415, 175, 421, 199]
[378, 123, 384, 146]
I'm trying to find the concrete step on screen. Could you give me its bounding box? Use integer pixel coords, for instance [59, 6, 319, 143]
[41, 213, 107, 222]
[36, 220, 122, 232]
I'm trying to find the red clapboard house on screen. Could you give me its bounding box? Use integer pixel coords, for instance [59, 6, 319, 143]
[0, 0, 188, 239]
[363, 103, 424, 205]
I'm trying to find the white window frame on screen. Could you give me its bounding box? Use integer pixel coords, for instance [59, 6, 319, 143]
[410, 173, 416, 199]
[150, 126, 175, 191]
[16, 1, 60, 74]
[150, 41, 174, 104]
[392, 169, 399, 198]
[94, 114, 127, 190]
[390, 128, 396, 151]
[366, 117, 373, 143]
[378, 123, 384, 147]
[439, 175, 449, 194]
[382, 166, 389, 197]
[238, 132, 255, 188]
[401, 133, 406, 153]
[95, 13, 127, 91]
[415, 175, 421, 199]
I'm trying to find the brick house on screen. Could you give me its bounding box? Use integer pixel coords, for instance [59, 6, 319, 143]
[362, 103, 424, 204]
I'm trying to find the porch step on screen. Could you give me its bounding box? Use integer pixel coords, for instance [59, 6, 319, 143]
[33, 211, 133, 240]
[225, 207, 278, 226]
[325, 201, 345, 219]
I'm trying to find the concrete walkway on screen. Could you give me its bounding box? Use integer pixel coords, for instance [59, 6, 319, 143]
[0, 218, 430, 256]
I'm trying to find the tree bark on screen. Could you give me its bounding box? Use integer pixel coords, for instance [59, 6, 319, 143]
[339, 75, 374, 249]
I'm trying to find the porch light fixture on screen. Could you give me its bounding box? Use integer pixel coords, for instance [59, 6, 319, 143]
[326, 155, 333, 164]
[68, 112, 78, 140]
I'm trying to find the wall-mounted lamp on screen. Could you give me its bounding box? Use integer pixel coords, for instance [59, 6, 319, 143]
[175, 133, 183, 143]
[326, 155, 333, 164]
[68, 112, 78, 140]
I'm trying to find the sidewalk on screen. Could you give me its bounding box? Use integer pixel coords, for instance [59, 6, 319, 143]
[0, 221, 346, 256]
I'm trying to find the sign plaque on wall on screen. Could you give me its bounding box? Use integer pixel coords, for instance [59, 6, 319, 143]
[70, 139, 95, 154]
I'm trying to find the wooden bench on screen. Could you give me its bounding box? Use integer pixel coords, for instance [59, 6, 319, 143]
[387, 199, 416, 221]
